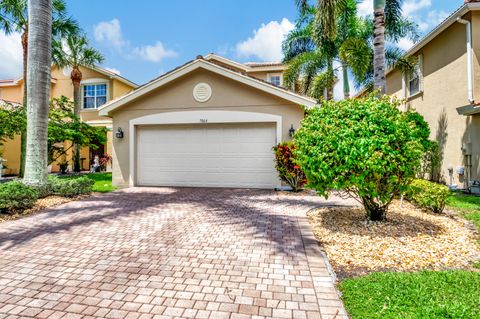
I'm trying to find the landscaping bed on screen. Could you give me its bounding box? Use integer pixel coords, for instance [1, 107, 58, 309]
[0, 173, 115, 223]
[307, 200, 480, 279]
[0, 194, 87, 223]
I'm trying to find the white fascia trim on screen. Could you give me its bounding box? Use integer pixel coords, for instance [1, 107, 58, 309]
[81, 78, 109, 85]
[128, 110, 283, 187]
[99, 60, 317, 116]
[92, 65, 139, 88]
[204, 53, 250, 71]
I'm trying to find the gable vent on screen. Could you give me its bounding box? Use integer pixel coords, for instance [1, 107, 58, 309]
[193, 83, 212, 103]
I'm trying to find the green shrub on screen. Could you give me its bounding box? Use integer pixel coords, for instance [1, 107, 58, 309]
[49, 176, 94, 197]
[273, 142, 306, 192]
[0, 181, 38, 213]
[406, 179, 449, 213]
[294, 95, 429, 221]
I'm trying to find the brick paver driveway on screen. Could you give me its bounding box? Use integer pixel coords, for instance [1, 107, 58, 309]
[0, 188, 353, 319]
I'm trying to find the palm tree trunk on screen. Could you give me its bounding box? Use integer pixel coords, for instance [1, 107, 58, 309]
[342, 62, 350, 99]
[19, 30, 28, 177]
[373, 0, 387, 95]
[72, 69, 82, 172]
[23, 0, 52, 186]
[327, 60, 334, 101]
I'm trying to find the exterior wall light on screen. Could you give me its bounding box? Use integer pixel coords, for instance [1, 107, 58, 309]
[289, 124, 296, 138]
[115, 127, 124, 139]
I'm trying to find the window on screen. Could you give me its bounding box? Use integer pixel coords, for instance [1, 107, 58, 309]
[409, 66, 421, 96]
[83, 83, 107, 109]
[268, 74, 281, 86]
[407, 55, 423, 97]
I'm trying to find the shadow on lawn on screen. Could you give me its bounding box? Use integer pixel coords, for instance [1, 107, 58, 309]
[0, 187, 352, 257]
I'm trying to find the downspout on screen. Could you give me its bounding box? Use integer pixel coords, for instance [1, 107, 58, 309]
[457, 18, 474, 104]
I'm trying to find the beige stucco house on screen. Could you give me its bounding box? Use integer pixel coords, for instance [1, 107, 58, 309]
[0, 65, 138, 175]
[98, 54, 317, 188]
[359, 0, 480, 189]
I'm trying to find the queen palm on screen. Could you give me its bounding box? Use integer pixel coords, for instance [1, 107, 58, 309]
[23, 0, 52, 186]
[52, 34, 104, 172]
[285, 0, 416, 99]
[0, 0, 78, 176]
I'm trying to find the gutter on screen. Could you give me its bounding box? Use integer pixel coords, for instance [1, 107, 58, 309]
[457, 18, 474, 104]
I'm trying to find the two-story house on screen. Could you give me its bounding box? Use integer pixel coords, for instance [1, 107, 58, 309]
[0, 54, 291, 178]
[0, 65, 138, 175]
[359, 0, 480, 189]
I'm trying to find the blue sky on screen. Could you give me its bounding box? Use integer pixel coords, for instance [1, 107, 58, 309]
[0, 0, 465, 91]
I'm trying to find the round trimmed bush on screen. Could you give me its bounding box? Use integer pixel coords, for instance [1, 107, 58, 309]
[0, 181, 38, 213]
[294, 95, 429, 221]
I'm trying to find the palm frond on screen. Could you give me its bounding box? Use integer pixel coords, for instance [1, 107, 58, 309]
[52, 16, 79, 38]
[339, 37, 372, 82]
[309, 69, 335, 100]
[282, 24, 314, 62]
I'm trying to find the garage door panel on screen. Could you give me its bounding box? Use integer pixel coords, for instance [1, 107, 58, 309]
[136, 123, 278, 188]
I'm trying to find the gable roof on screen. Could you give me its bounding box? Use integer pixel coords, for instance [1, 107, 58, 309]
[98, 57, 317, 116]
[354, 1, 480, 98]
[0, 65, 138, 89]
[204, 53, 286, 72]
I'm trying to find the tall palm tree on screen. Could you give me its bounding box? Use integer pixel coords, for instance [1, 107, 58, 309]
[0, 0, 78, 176]
[23, 0, 52, 186]
[52, 34, 104, 172]
[373, 0, 387, 94]
[285, 0, 416, 99]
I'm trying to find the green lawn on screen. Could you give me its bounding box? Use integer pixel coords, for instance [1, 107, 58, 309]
[339, 271, 480, 319]
[447, 193, 480, 231]
[60, 172, 116, 193]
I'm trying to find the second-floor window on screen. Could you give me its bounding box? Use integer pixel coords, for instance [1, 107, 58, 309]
[409, 66, 421, 96]
[268, 74, 282, 86]
[83, 83, 107, 109]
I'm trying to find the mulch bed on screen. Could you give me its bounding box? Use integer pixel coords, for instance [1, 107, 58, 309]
[308, 200, 480, 279]
[0, 195, 89, 223]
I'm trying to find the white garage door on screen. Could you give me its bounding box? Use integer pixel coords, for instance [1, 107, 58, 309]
[136, 123, 279, 188]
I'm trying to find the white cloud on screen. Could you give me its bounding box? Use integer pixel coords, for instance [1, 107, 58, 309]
[236, 18, 294, 61]
[402, 0, 431, 17]
[357, 0, 372, 17]
[396, 38, 415, 51]
[93, 19, 177, 64]
[94, 19, 127, 50]
[133, 42, 177, 63]
[0, 30, 23, 79]
[104, 67, 121, 75]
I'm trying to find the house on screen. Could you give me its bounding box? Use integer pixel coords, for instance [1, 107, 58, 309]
[0, 65, 138, 175]
[359, 0, 480, 189]
[98, 54, 317, 189]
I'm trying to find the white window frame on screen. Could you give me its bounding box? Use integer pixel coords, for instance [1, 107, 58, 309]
[267, 73, 282, 86]
[81, 78, 109, 110]
[405, 55, 423, 98]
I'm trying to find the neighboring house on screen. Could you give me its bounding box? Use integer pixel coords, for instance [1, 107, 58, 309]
[0, 65, 138, 175]
[358, 0, 480, 189]
[98, 54, 317, 188]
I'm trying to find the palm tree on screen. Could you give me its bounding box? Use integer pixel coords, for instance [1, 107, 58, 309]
[0, 0, 78, 176]
[52, 34, 104, 172]
[285, 0, 416, 99]
[23, 0, 52, 186]
[373, 0, 387, 94]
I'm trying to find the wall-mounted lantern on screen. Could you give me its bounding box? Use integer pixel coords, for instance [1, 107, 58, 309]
[289, 124, 296, 138]
[115, 127, 124, 139]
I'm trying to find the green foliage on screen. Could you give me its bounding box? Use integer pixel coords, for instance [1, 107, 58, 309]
[48, 97, 107, 164]
[339, 271, 480, 319]
[294, 95, 428, 220]
[273, 142, 306, 192]
[48, 175, 94, 197]
[406, 179, 449, 213]
[0, 181, 38, 213]
[417, 141, 443, 183]
[0, 102, 25, 146]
